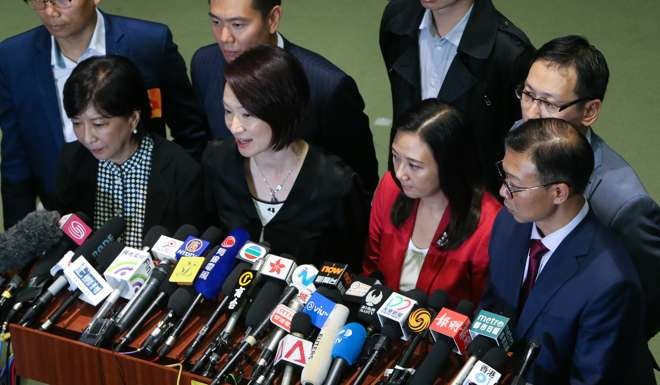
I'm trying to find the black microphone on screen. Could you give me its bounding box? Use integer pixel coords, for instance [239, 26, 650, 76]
[114, 278, 177, 352]
[448, 335, 496, 385]
[0, 275, 23, 314]
[0, 210, 63, 274]
[181, 262, 250, 363]
[140, 286, 196, 356]
[210, 279, 286, 383]
[277, 312, 315, 385]
[323, 322, 368, 385]
[461, 346, 508, 385]
[510, 340, 540, 385]
[18, 216, 126, 326]
[112, 224, 198, 332]
[40, 240, 124, 331]
[408, 300, 475, 385]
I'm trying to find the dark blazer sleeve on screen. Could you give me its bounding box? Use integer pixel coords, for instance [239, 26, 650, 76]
[338, 173, 370, 272]
[154, 27, 209, 159]
[0, 52, 38, 227]
[53, 142, 96, 219]
[610, 194, 660, 337]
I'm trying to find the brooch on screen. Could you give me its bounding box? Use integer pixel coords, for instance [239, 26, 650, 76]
[436, 232, 449, 248]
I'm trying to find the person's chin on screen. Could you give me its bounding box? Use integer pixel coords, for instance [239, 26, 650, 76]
[221, 49, 242, 62]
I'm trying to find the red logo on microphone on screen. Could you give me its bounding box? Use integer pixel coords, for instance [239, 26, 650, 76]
[269, 258, 286, 274]
[60, 213, 92, 246]
[221, 236, 236, 248]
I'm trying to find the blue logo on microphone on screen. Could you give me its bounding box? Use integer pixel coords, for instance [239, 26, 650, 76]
[303, 291, 336, 329]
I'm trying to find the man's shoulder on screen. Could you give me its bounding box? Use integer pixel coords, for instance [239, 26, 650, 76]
[285, 40, 349, 83]
[380, 0, 423, 35]
[104, 13, 170, 37]
[0, 25, 47, 59]
[191, 43, 223, 77]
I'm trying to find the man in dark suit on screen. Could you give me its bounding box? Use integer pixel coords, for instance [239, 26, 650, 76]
[379, 0, 534, 192]
[483, 118, 653, 384]
[191, 0, 379, 194]
[0, 0, 208, 227]
[516, 35, 660, 341]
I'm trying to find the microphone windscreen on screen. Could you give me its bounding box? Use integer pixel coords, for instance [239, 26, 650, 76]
[481, 346, 507, 370]
[403, 289, 427, 307]
[75, 217, 126, 262]
[468, 335, 496, 357]
[370, 270, 385, 283]
[95, 241, 124, 270]
[168, 286, 196, 317]
[159, 279, 177, 297]
[408, 341, 451, 385]
[331, 322, 367, 365]
[301, 304, 350, 385]
[245, 279, 284, 329]
[428, 290, 449, 311]
[221, 263, 250, 296]
[381, 320, 402, 340]
[173, 224, 199, 240]
[0, 210, 64, 273]
[316, 286, 343, 304]
[200, 226, 224, 245]
[142, 226, 169, 249]
[194, 229, 249, 299]
[291, 312, 314, 337]
[455, 299, 474, 317]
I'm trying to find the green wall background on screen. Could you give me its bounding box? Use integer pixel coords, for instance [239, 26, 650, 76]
[0, 0, 658, 382]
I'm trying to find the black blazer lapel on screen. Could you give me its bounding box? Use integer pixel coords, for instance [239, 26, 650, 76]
[145, 138, 172, 231]
[516, 216, 592, 337]
[437, 55, 478, 104]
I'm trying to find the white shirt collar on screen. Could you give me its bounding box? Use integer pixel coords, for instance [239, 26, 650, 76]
[51, 8, 106, 68]
[531, 200, 590, 252]
[276, 32, 284, 49]
[418, 6, 472, 47]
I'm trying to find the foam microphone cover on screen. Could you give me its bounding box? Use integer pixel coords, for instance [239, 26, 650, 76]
[316, 286, 343, 304]
[408, 340, 452, 385]
[291, 312, 315, 337]
[172, 224, 199, 240]
[95, 241, 124, 270]
[221, 262, 251, 296]
[468, 335, 496, 358]
[142, 226, 169, 249]
[0, 210, 63, 273]
[244, 279, 285, 329]
[194, 228, 249, 299]
[403, 289, 428, 307]
[331, 322, 367, 366]
[169, 286, 197, 317]
[301, 304, 350, 385]
[481, 347, 507, 370]
[159, 278, 178, 297]
[75, 217, 126, 262]
[200, 226, 225, 246]
[456, 299, 474, 317]
[428, 290, 449, 311]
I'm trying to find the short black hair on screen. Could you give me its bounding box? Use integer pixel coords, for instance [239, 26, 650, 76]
[533, 35, 609, 101]
[505, 118, 594, 195]
[251, 0, 280, 18]
[63, 55, 151, 136]
[391, 100, 484, 250]
[225, 45, 309, 151]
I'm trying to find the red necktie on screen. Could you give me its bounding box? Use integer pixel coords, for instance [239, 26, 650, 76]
[518, 239, 549, 311]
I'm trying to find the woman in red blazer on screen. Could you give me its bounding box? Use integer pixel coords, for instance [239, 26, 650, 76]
[363, 100, 502, 306]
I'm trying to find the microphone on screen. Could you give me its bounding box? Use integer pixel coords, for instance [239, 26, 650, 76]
[448, 336, 496, 385]
[408, 300, 475, 385]
[300, 304, 350, 385]
[140, 286, 196, 356]
[277, 312, 315, 385]
[180, 262, 251, 363]
[114, 278, 177, 352]
[112, 225, 198, 331]
[210, 278, 287, 382]
[156, 228, 247, 359]
[0, 275, 23, 314]
[19, 217, 126, 326]
[356, 285, 393, 331]
[303, 291, 339, 330]
[469, 309, 515, 352]
[0, 210, 63, 274]
[429, 299, 475, 355]
[314, 262, 353, 298]
[461, 346, 507, 385]
[150, 224, 199, 263]
[384, 290, 449, 385]
[323, 322, 368, 385]
[40, 240, 124, 331]
[59, 212, 92, 246]
[510, 340, 540, 385]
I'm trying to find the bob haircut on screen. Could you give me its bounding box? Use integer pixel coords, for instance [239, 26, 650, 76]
[224, 45, 310, 151]
[63, 55, 151, 137]
[391, 100, 484, 250]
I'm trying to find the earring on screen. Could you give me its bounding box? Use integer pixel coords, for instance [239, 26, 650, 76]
[132, 127, 138, 135]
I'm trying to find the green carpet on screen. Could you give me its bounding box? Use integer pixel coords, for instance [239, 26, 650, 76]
[0, 1, 658, 383]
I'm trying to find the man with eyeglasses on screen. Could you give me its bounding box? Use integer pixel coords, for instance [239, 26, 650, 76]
[514, 35, 660, 346]
[481, 118, 654, 384]
[0, 0, 208, 227]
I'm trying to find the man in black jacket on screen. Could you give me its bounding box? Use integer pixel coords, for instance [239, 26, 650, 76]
[192, 0, 379, 194]
[380, 0, 534, 193]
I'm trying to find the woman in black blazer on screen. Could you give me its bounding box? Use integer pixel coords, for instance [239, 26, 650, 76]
[55, 55, 204, 246]
[203, 45, 369, 271]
